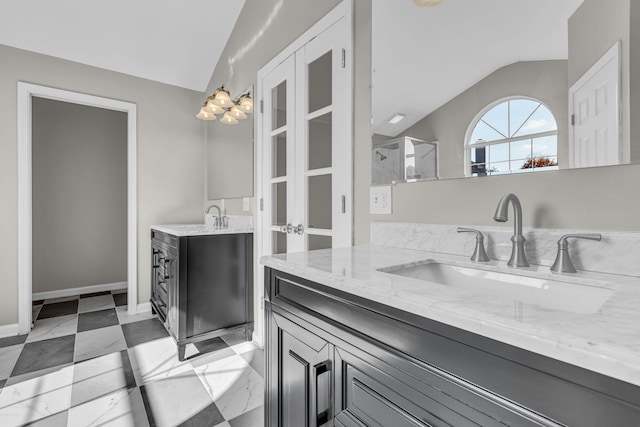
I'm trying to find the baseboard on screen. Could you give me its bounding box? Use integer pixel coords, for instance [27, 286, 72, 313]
[136, 302, 151, 313]
[33, 281, 128, 301]
[0, 323, 20, 339]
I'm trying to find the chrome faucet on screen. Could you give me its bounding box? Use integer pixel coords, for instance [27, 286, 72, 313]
[205, 204, 222, 228]
[457, 227, 490, 262]
[493, 193, 529, 267]
[550, 233, 602, 273]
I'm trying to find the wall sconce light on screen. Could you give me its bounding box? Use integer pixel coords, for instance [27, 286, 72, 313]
[196, 86, 254, 123]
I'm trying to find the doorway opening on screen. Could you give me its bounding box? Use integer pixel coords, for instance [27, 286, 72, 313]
[18, 83, 138, 335]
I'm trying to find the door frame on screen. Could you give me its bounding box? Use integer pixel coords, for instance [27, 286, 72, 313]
[256, 0, 354, 346]
[17, 82, 138, 334]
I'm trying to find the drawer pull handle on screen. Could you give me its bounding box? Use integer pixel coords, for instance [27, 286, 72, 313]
[314, 360, 331, 426]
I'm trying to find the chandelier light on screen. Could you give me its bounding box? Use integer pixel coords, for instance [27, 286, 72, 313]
[196, 86, 254, 122]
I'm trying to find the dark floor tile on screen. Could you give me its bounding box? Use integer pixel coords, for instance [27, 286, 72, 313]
[121, 318, 169, 348]
[113, 292, 127, 307]
[37, 300, 79, 320]
[240, 348, 265, 378]
[0, 334, 28, 349]
[32, 300, 44, 306]
[194, 336, 229, 354]
[11, 335, 75, 377]
[80, 291, 111, 298]
[77, 308, 119, 333]
[229, 405, 264, 427]
[0, 378, 5, 390]
[177, 402, 225, 427]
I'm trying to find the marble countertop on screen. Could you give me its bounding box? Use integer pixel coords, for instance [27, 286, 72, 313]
[151, 223, 253, 237]
[261, 245, 640, 387]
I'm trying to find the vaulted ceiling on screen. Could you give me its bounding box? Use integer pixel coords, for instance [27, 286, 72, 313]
[0, 0, 245, 92]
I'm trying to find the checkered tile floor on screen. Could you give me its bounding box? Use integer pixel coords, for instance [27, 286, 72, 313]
[0, 291, 264, 426]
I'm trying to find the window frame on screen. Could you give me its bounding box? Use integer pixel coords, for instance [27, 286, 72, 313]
[464, 96, 559, 177]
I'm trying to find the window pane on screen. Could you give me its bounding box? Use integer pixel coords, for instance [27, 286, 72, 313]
[481, 102, 509, 138]
[489, 143, 509, 163]
[489, 162, 510, 174]
[272, 231, 287, 254]
[308, 174, 332, 230]
[509, 99, 540, 137]
[308, 113, 332, 170]
[308, 235, 332, 251]
[470, 120, 505, 144]
[513, 103, 558, 137]
[272, 81, 287, 130]
[511, 139, 532, 160]
[272, 133, 287, 178]
[308, 51, 332, 113]
[532, 136, 557, 158]
[471, 163, 487, 176]
[272, 182, 287, 226]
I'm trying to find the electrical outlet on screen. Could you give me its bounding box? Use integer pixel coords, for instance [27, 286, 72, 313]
[370, 186, 392, 214]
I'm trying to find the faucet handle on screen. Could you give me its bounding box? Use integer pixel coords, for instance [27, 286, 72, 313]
[550, 233, 602, 273]
[457, 227, 490, 262]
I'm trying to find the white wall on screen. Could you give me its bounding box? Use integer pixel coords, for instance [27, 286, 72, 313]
[32, 98, 127, 293]
[0, 43, 205, 326]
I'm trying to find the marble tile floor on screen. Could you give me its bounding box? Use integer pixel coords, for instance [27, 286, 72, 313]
[0, 291, 264, 426]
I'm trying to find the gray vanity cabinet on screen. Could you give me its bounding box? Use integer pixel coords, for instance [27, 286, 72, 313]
[151, 229, 253, 360]
[265, 268, 640, 427]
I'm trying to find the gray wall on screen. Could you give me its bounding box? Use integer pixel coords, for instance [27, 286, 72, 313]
[569, 0, 631, 163]
[32, 98, 127, 293]
[207, 117, 253, 199]
[397, 60, 568, 177]
[0, 43, 205, 326]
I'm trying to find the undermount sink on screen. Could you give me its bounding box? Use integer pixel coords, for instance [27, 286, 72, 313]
[379, 260, 615, 314]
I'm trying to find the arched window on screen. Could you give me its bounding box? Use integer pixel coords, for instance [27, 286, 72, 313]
[466, 97, 558, 176]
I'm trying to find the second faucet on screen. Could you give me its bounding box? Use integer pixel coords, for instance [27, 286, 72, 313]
[493, 193, 529, 267]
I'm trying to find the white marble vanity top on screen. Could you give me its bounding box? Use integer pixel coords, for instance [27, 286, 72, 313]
[152, 223, 253, 237]
[261, 245, 640, 387]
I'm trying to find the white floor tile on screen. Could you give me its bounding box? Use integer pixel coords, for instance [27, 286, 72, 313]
[127, 337, 191, 386]
[71, 351, 135, 407]
[67, 386, 149, 427]
[0, 345, 23, 380]
[78, 295, 116, 313]
[116, 306, 156, 325]
[26, 314, 78, 343]
[74, 325, 127, 363]
[195, 354, 264, 421]
[0, 364, 74, 426]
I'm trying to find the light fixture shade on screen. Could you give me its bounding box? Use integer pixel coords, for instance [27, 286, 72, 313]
[205, 97, 225, 115]
[211, 87, 233, 108]
[238, 94, 254, 113]
[411, 0, 447, 6]
[196, 107, 216, 120]
[220, 111, 239, 125]
[230, 104, 248, 120]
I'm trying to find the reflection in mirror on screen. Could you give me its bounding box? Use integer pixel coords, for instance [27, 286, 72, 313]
[207, 85, 254, 199]
[372, 0, 638, 182]
[373, 136, 438, 184]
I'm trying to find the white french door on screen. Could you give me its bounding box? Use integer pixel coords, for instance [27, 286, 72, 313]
[260, 15, 352, 257]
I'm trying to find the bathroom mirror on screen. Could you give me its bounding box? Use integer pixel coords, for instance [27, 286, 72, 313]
[372, 0, 639, 183]
[207, 85, 254, 199]
[372, 136, 439, 184]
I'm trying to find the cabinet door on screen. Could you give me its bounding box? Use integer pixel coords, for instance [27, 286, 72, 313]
[267, 310, 332, 427]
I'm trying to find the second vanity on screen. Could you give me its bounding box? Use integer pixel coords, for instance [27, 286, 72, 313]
[262, 223, 640, 426]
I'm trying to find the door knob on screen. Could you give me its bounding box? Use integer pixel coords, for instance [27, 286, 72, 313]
[293, 224, 304, 235]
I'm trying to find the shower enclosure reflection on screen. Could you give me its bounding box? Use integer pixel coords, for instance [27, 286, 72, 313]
[372, 137, 438, 185]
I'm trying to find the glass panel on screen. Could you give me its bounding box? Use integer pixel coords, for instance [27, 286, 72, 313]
[509, 99, 540, 137]
[511, 139, 532, 161]
[308, 174, 332, 230]
[373, 143, 402, 185]
[308, 51, 332, 113]
[272, 133, 287, 178]
[489, 162, 510, 175]
[513, 103, 557, 137]
[489, 143, 509, 163]
[470, 120, 505, 144]
[272, 231, 287, 255]
[512, 159, 532, 171]
[271, 81, 287, 130]
[308, 112, 332, 170]
[481, 102, 509, 138]
[532, 135, 558, 158]
[471, 163, 487, 176]
[308, 235, 332, 251]
[271, 182, 287, 226]
[522, 156, 558, 170]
